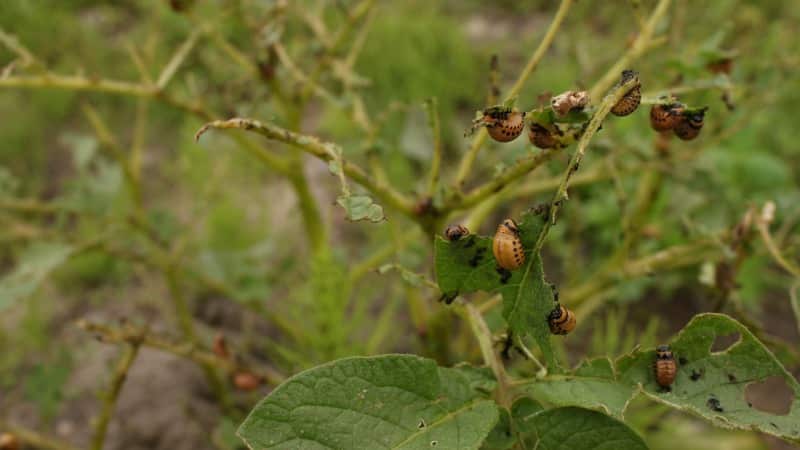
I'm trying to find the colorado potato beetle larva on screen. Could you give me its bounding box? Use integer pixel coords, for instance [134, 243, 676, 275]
[493, 219, 525, 270]
[444, 224, 470, 241]
[649, 102, 685, 131]
[528, 123, 558, 149]
[483, 108, 526, 142]
[611, 69, 642, 117]
[654, 344, 677, 389]
[674, 109, 707, 141]
[547, 304, 577, 335]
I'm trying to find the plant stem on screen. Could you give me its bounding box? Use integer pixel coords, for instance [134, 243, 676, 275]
[453, 0, 573, 189]
[78, 320, 285, 386]
[460, 300, 510, 407]
[534, 75, 642, 251]
[195, 118, 417, 218]
[588, 0, 671, 101]
[91, 342, 141, 450]
[0, 420, 81, 450]
[450, 149, 558, 213]
[424, 98, 442, 197]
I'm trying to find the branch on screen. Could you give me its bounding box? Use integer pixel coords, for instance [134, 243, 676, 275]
[77, 320, 285, 386]
[588, 0, 671, 101]
[424, 98, 442, 196]
[449, 148, 558, 213]
[195, 118, 417, 218]
[91, 342, 141, 450]
[453, 0, 574, 188]
[458, 300, 510, 407]
[534, 74, 642, 251]
[0, 421, 81, 450]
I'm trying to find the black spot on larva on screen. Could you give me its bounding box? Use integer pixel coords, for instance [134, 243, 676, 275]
[727, 374, 737, 382]
[707, 397, 724, 412]
[690, 369, 704, 381]
[678, 357, 688, 365]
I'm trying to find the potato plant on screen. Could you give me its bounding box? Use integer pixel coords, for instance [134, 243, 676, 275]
[1, 1, 799, 450]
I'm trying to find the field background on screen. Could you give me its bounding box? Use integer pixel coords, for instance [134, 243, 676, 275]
[1, 1, 799, 449]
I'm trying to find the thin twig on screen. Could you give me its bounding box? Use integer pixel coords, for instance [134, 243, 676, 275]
[453, 0, 574, 189]
[91, 341, 141, 450]
[195, 118, 417, 218]
[424, 98, 442, 196]
[77, 320, 285, 386]
[458, 300, 510, 407]
[156, 29, 202, 89]
[0, 420, 81, 450]
[588, 0, 671, 101]
[534, 75, 642, 251]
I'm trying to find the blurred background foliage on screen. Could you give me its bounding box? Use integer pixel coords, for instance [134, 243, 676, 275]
[1, 0, 799, 449]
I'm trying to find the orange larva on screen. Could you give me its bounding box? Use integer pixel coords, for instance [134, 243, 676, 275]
[444, 224, 470, 241]
[528, 123, 558, 149]
[547, 304, 576, 335]
[654, 344, 677, 388]
[674, 110, 706, 141]
[493, 219, 525, 270]
[0, 433, 19, 450]
[484, 109, 526, 143]
[649, 103, 684, 131]
[611, 69, 642, 117]
[233, 371, 263, 391]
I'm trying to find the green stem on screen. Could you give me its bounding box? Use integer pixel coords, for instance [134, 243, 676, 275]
[453, 0, 573, 189]
[91, 342, 140, 450]
[460, 300, 510, 407]
[195, 118, 417, 219]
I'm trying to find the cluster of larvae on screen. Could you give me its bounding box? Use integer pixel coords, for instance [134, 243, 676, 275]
[444, 222, 576, 336]
[445, 223, 678, 390]
[472, 69, 707, 149]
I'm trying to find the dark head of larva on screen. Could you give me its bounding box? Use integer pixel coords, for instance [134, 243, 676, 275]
[444, 224, 469, 241]
[686, 109, 707, 128]
[620, 69, 638, 83]
[501, 218, 519, 234]
[656, 345, 673, 359]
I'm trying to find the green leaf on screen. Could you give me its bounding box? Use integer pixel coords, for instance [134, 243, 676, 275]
[617, 313, 800, 443]
[337, 194, 385, 223]
[434, 210, 558, 368]
[528, 407, 648, 450]
[238, 355, 500, 450]
[522, 357, 637, 419]
[481, 397, 544, 450]
[0, 243, 76, 311]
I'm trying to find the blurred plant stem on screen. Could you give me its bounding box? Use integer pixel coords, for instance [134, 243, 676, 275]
[453, 0, 574, 190]
[0, 420, 81, 450]
[77, 320, 285, 386]
[588, 0, 672, 101]
[90, 341, 141, 450]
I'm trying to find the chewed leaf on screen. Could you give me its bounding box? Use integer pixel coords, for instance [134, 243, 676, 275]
[522, 357, 637, 419]
[527, 407, 648, 450]
[238, 354, 499, 450]
[434, 210, 558, 369]
[337, 195, 385, 223]
[617, 313, 800, 443]
[0, 242, 76, 311]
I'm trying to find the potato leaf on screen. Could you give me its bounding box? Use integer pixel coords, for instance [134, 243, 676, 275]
[238, 354, 500, 450]
[434, 210, 558, 368]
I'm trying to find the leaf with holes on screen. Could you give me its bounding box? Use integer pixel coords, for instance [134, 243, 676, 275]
[521, 357, 637, 419]
[616, 313, 800, 443]
[0, 242, 76, 311]
[238, 354, 499, 449]
[524, 407, 648, 450]
[434, 210, 558, 368]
